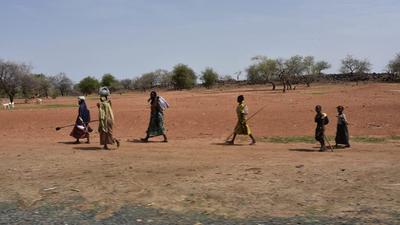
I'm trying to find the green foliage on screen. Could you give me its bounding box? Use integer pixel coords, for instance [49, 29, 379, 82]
[49, 87, 59, 99]
[246, 56, 280, 84]
[390, 135, 400, 140]
[20, 74, 39, 98]
[285, 55, 307, 76]
[101, 73, 116, 87]
[312, 61, 331, 75]
[171, 64, 197, 90]
[78, 76, 100, 95]
[340, 55, 371, 74]
[352, 136, 386, 143]
[200, 67, 219, 88]
[100, 73, 122, 92]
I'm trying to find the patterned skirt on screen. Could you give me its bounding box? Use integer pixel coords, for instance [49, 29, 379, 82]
[147, 112, 165, 137]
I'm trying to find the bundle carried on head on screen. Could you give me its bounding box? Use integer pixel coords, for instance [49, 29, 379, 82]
[99, 87, 110, 97]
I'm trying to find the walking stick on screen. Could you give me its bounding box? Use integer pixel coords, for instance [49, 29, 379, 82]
[324, 135, 334, 152]
[55, 120, 99, 131]
[225, 105, 266, 142]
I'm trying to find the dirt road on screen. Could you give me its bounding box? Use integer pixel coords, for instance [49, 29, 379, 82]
[0, 83, 399, 224]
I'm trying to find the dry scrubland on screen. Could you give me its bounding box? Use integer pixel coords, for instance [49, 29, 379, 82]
[0, 83, 399, 223]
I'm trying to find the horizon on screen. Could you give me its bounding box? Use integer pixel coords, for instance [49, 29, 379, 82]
[1, 0, 399, 82]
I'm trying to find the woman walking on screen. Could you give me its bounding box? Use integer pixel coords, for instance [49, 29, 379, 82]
[70, 96, 92, 144]
[141, 91, 168, 142]
[335, 105, 350, 148]
[97, 90, 120, 150]
[226, 95, 256, 145]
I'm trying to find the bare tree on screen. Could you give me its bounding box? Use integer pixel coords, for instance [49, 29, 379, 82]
[0, 60, 31, 103]
[120, 79, 133, 90]
[133, 71, 161, 91]
[340, 55, 371, 75]
[33, 74, 51, 97]
[49, 72, 73, 96]
[387, 53, 400, 76]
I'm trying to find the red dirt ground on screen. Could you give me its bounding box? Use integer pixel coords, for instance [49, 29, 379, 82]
[0, 83, 399, 220]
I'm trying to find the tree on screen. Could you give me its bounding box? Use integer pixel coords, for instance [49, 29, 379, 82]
[159, 70, 173, 89]
[20, 74, 40, 99]
[303, 56, 315, 75]
[101, 73, 117, 87]
[246, 56, 279, 89]
[171, 64, 197, 90]
[100, 73, 122, 92]
[340, 55, 371, 74]
[133, 72, 161, 91]
[78, 76, 100, 95]
[33, 74, 51, 97]
[200, 67, 219, 88]
[0, 60, 30, 103]
[387, 53, 400, 75]
[50, 72, 73, 96]
[285, 55, 307, 76]
[312, 61, 331, 75]
[120, 79, 133, 90]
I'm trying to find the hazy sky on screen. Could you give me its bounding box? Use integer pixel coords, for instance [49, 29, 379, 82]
[1, 0, 399, 81]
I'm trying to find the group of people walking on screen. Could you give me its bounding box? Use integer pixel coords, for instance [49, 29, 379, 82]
[314, 105, 351, 151]
[70, 89, 167, 150]
[69, 88, 350, 151]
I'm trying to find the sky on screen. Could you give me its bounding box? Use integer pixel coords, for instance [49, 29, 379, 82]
[0, 0, 399, 82]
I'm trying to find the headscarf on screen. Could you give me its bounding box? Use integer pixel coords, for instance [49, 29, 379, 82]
[78, 98, 90, 123]
[148, 91, 157, 104]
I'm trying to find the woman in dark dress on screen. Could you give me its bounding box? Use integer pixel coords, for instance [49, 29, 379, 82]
[141, 91, 168, 142]
[335, 105, 350, 148]
[70, 96, 91, 144]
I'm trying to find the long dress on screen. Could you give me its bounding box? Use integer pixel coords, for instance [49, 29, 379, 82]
[70, 102, 91, 139]
[234, 102, 251, 135]
[98, 100, 115, 145]
[146, 97, 165, 137]
[335, 113, 350, 145]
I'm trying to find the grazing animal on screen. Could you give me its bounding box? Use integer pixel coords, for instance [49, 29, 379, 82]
[36, 98, 43, 104]
[3, 102, 14, 110]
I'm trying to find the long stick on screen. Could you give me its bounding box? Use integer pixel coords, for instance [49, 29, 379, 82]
[324, 135, 334, 152]
[55, 119, 99, 131]
[225, 105, 266, 141]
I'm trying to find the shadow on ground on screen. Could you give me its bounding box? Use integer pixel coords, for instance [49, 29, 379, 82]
[289, 148, 321, 152]
[127, 139, 167, 144]
[73, 146, 103, 151]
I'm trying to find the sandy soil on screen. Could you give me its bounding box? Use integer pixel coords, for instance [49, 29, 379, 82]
[0, 83, 399, 222]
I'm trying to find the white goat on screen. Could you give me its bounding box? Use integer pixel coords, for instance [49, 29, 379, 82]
[2, 102, 14, 110]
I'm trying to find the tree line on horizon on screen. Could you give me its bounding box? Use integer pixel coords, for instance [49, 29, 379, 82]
[1, 54, 399, 103]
